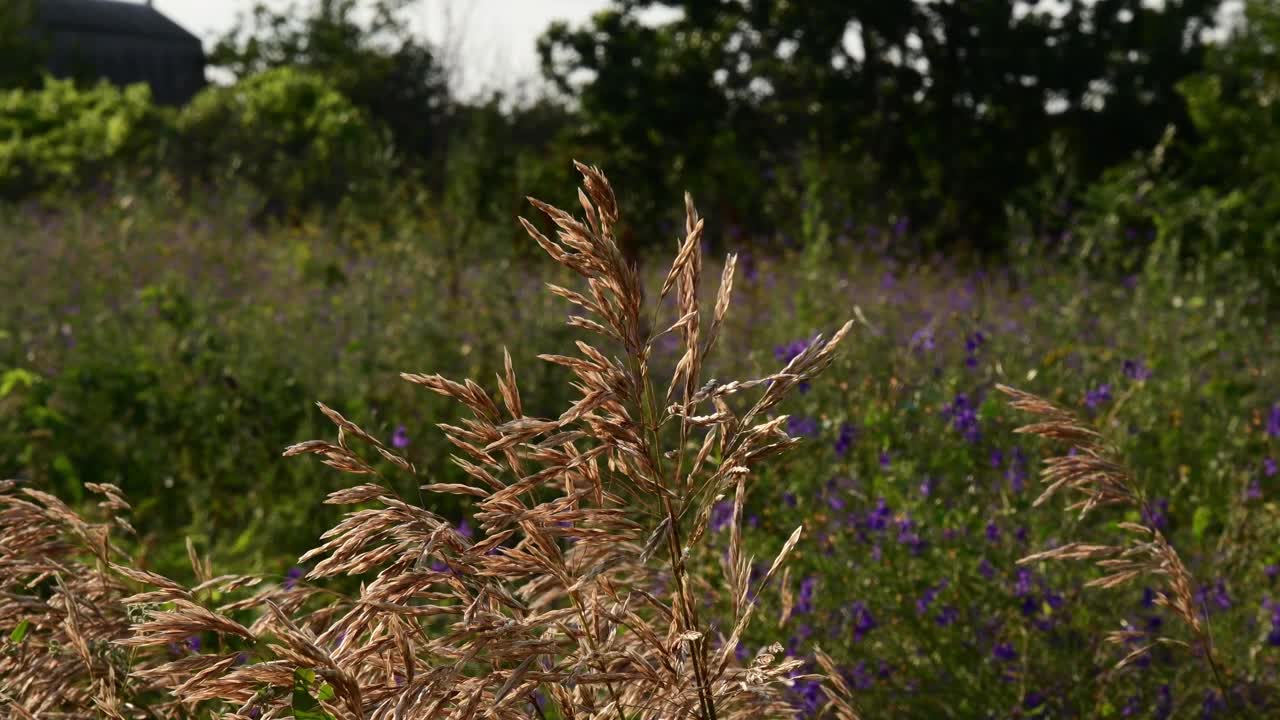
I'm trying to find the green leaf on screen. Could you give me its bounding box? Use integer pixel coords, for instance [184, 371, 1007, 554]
[230, 524, 257, 555]
[292, 667, 335, 720]
[294, 667, 316, 686]
[1192, 505, 1213, 540]
[9, 619, 30, 644]
[0, 368, 40, 396]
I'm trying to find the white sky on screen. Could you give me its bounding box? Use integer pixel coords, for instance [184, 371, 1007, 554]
[148, 0, 612, 97]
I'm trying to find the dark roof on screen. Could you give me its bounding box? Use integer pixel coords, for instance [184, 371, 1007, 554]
[37, 0, 202, 45]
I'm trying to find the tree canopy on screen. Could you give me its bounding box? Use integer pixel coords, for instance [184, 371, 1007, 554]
[540, 0, 1223, 249]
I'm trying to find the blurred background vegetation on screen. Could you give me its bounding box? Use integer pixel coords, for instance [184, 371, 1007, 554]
[4, 1, 1280, 714]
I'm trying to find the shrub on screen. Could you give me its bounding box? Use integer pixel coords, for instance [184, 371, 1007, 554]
[177, 67, 392, 213]
[0, 76, 167, 198]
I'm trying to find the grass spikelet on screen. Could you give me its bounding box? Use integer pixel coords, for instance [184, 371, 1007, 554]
[998, 383, 1231, 694]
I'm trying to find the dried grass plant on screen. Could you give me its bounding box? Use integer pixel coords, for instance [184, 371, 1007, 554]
[998, 384, 1231, 696]
[0, 480, 152, 718]
[2, 163, 859, 719]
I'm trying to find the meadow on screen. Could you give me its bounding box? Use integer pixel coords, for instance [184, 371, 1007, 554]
[3, 163, 1279, 718]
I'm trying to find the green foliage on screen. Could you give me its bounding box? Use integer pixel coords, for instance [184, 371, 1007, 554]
[1070, 0, 1280, 293]
[436, 94, 580, 267]
[8, 618, 29, 645]
[0, 183, 575, 578]
[209, 0, 450, 173]
[540, 0, 1222, 250]
[292, 668, 337, 720]
[0, 76, 168, 198]
[177, 67, 392, 213]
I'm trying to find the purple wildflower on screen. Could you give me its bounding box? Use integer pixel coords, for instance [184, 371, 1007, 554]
[1202, 690, 1226, 718]
[795, 576, 817, 614]
[1142, 498, 1169, 531]
[942, 393, 981, 443]
[1084, 384, 1112, 410]
[795, 677, 824, 715]
[918, 476, 936, 497]
[1247, 480, 1263, 501]
[1266, 458, 1277, 478]
[1123, 359, 1152, 381]
[849, 661, 874, 690]
[1264, 597, 1280, 646]
[985, 521, 1001, 543]
[284, 565, 304, 590]
[866, 500, 892, 531]
[391, 425, 410, 449]
[893, 216, 910, 238]
[710, 500, 733, 533]
[910, 326, 935, 353]
[850, 602, 876, 641]
[936, 605, 959, 627]
[897, 516, 926, 554]
[1266, 622, 1280, 646]
[775, 339, 813, 393]
[787, 415, 820, 438]
[916, 580, 947, 615]
[992, 642, 1018, 662]
[1155, 685, 1173, 720]
[1006, 447, 1029, 493]
[964, 332, 985, 368]
[1210, 578, 1233, 610]
[1268, 403, 1280, 438]
[1013, 569, 1033, 597]
[834, 422, 857, 457]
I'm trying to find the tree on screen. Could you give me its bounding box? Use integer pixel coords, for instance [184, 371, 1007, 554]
[539, 0, 1225, 252]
